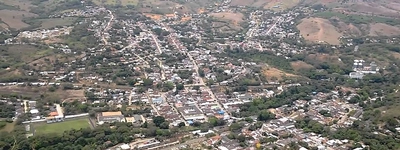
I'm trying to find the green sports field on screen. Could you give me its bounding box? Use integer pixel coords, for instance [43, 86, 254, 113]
[34, 118, 90, 135]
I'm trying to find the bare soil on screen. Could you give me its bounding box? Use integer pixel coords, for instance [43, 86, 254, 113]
[262, 67, 297, 81]
[210, 12, 244, 24]
[368, 23, 400, 36]
[0, 10, 37, 30]
[297, 17, 342, 45]
[291, 61, 314, 71]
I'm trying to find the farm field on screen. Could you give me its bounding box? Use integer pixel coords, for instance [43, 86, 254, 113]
[297, 17, 342, 45]
[0, 45, 52, 69]
[37, 17, 77, 29]
[291, 61, 314, 72]
[93, 0, 138, 6]
[263, 0, 300, 11]
[210, 12, 244, 24]
[368, 23, 400, 37]
[33, 118, 91, 135]
[0, 121, 16, 132]
[1, 0, 33, 11]
[262, 67, 296, 81]
[315, 11, 400, 26]
[0, 10, 37, 30]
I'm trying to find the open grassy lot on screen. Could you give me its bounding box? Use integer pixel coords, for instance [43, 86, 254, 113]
[33, 118, 91, 135]
[0, 45, 53, 70]
[297, 17, 342, 45]
[0, 121, 16, 132]
[0, 10, 37, 30]
[93, 0, 138, 6]
[315, 11, 400, 26]
[368, 23, 400, 37]
[1, 0, 34, 11]
[263, 0, 300, 11]
[37, 17, 77, 29]
[210, 12, 244, 24]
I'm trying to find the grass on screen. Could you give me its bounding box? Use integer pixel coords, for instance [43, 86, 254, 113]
[93, 0, 138, 6]
[0, 10, 37, 30]
[0, 121, 16, 132]
[315, 11, 400, 26]
[264, 0, 300, 11]
[34, 118, 90, 135]
[36, 17, 77, 29]
[0, 45, 53, 70]
[0, 2, 19, 10]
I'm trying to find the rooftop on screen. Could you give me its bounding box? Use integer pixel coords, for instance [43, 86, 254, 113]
[102, 111, 123, 116]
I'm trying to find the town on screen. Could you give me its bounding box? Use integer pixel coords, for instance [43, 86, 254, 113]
[1, 0, 400, 150]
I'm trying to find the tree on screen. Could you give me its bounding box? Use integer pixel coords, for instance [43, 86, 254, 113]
[176, 83, 184, 91]
[229, 123, 242, 131]
[258, 110, 275, 121]
[159, 122, 170, 129]
[178, 122, 186, 127]
[143, 79, 154, 87]
[245, 117, 254, 123]
[193, 86, 200, 91]
[153, 116, 166, 127]
[200, 124, 209, 133]
[237, 135, 246, 143]
[62, 83, 74, 90]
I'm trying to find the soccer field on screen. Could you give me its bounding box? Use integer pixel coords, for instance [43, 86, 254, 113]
[34, 118, 91, 135]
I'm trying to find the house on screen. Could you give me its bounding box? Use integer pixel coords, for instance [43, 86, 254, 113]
[126, 115, 146, 125]
[152, 97, 163, 104]
[97, 111, 126, 124]
[349, 72, 364, 79]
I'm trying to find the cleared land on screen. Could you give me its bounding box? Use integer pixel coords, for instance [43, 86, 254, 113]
[144, 13, 163, 20]
[315, 11, 400, 26]
[335, 21, 362, 36]
[263, 0, 300, 11]
[0, 10, 37, 30]
[291, 61, 314, 71]
[210, 12, 244, 24]
[37, 17, 77, 29]
[0, 45, 52, 70]
[93, 0, 138, 6]
[33, 118, 91, 135]
[262, 66, 296, 81]
[368, 23, 400, 37]
[231, 0, 255, 6]
[2, 0, 34, 11]
[0, 121, 16, 132]
[297, 17, 342, 45]
[231, 0, 299, 11]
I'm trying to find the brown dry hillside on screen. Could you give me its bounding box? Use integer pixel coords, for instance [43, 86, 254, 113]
[297, 17, 342, 45]
[369, 23, 400, 37]
[210, 12, 244, 24]
[291, 61, 314, 71]
[262, 66, 297, 81]
[0, 10, 37, 30]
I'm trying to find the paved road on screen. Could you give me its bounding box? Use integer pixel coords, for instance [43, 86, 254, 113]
[101, 10, 114, 45]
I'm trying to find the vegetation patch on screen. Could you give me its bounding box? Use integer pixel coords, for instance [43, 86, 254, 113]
[0, 45, 53, 70]
[0, 121, 16, 132]
[315, 11, 400, 26]
[1, 0, 33, 11]
[33, 118, 91, 135]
